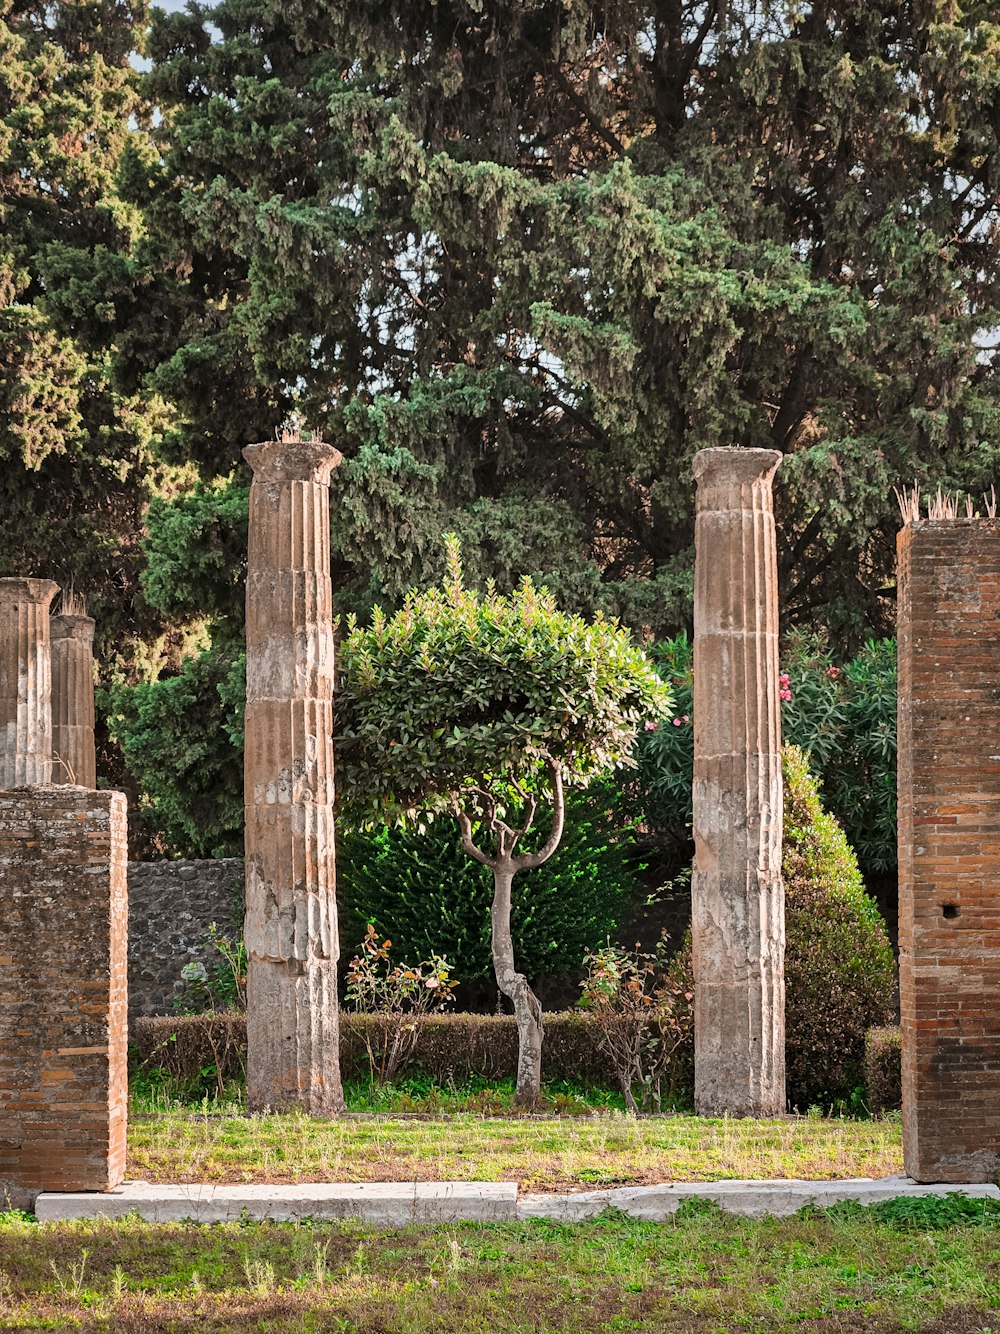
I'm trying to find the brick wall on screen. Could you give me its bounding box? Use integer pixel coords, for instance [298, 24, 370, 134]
[128, 858, 243, 1024]
[0, 787, 128, 1202]
[897, 520, 1000, 1183]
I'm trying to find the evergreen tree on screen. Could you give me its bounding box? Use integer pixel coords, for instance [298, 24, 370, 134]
[0, 0, 162, 677]
[135, 0, 1000, 647]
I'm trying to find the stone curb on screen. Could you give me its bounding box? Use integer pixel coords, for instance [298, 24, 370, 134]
[34, 1176, 999, 1225]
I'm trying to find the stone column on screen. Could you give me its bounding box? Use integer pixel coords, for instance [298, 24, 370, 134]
[243, 438, 344, 1115]
[0, 578, 59, 787]
[51, 613, 97, 788]
[691, 447, 785, 1117]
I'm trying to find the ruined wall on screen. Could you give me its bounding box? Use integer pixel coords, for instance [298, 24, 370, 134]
[127, 858, 243, 1023]
[0, 787, 128, 1203]
[897, 520, 1000, 1183]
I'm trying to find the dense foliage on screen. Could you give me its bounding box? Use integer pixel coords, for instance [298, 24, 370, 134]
[336, 539, 670, 826]
[672, 746, 896, 1109]
[135, 0, 1000, 649]
[339, 784, 639, 985]
[636, 633, 897, 875]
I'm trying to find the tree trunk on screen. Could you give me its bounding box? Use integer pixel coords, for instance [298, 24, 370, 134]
[491, 859, 543, 1108]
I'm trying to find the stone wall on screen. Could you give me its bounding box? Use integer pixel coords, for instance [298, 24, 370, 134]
[897, 520, 1000, 1183]
[0, 786, 128, 1204]
[127, 858, 243, 1024]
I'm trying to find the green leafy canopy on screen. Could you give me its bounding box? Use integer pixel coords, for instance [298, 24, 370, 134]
[336, 538, 672, 827]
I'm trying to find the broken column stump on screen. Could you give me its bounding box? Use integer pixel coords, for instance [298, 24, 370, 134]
[243, 437, 345, 1115]
[51, 610, 97, 788]
[0, 787, 128, 1206]
[897, 518, 1000, 1182]
[691, 447, 786, 1118]
[0, 578, 59, 787]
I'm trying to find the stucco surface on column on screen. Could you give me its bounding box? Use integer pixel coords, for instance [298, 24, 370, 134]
[691, 447, 785, 1117]
[243, 439, 344, 1115]
[51, 614, 97, 788]
[0, 577, 59, 787]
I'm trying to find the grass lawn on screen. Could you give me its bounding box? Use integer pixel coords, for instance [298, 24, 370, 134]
[2, 1196, 998, 1332]
[129, 1086, 904, 1190]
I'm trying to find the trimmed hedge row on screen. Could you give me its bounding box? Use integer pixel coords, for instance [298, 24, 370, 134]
[133, 1013, 906, 1116]
[132, 1011, 610, 1088]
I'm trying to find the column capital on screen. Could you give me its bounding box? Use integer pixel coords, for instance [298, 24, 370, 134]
[51, 614, 95, 644]
[692, 447, 781, 494]
[243, 439, 343, 486]
[0, 578, 59, 609]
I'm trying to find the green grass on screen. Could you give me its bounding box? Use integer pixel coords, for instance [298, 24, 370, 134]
[2, 1197, 998, 1331]
[128, 1082, 903, 1189]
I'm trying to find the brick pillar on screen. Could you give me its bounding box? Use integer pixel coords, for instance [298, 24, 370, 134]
[0, 578, 59, 787]
[243, 438, 345, 1115]
[51, 613, 97, 788]
[691, 447, 785, 1117]
[0, 788, 128, 1204]
[897, 519, 1000, 1182]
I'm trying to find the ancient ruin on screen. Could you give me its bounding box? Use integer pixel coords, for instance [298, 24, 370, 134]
[243, 437, 345, 1115]
[691, 447, 786, 1117]
[0, 787, 129, 1204]
[51, 604, 97, 788]
[897, 516, 1000, 1182]
[0, 577, 58, 787]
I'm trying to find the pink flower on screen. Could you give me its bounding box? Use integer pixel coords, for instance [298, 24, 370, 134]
[672, 717, 683, 726]
[779, 673, 790, 687]
[826, 666, 841, 679]
[643, 720, 658, 732]
[780, 687, 792, 702]
[682, 715, 690, 723]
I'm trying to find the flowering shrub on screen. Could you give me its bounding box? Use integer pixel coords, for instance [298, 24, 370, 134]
[345, 925, 457, 1085]
[579, 936, 693, 1112]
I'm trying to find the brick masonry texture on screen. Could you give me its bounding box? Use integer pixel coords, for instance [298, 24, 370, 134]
[0, 787, 128, 1202]
[127, 858, 243, 1025]
[897, 520, 1000, 1183]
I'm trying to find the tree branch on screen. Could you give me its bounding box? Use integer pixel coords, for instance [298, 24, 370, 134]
[513, 759, 565, 871]
[456, 809, 497, 869]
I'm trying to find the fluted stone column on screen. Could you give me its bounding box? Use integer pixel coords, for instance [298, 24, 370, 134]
[0, 578, 59, 787]
[691, 447, 785, 1117]
[243, 438, 344, 1115]
[51, 613, 97, 788]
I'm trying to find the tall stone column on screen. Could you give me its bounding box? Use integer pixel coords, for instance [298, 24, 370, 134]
[243, 437, 344, 1115]
[691, 447, 785, 1117]
[51, 612, 97, 788]
[0, 578, 59, 788]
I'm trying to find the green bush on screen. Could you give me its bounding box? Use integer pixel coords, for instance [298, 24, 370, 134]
[338, 783, 639, 984]
[781, 745, 896, 1107]
[671, 746, 896, 1109]
[864, 1025, 902, 1116]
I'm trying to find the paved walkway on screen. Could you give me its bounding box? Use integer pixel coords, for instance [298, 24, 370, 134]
[35, 1177, 1000, 1225]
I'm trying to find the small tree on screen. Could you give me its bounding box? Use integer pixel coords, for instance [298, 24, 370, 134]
[336, 539, 671, 1106]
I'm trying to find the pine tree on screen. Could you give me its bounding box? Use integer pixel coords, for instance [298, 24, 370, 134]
[136, 0, 1000, 646]
[0, 0, 161, 671]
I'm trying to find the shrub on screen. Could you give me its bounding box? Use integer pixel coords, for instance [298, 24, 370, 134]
[338, 782, 640, 985]
[670, 746, 896, 1109]
[344, 926, 457, 1084]
[579, 937, 692, 1112]
[864, 1025, 902, 1116]
[131, 1011, 611, 1089]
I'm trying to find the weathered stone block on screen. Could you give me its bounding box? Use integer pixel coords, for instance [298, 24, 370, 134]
[0, 787, 128, 1204]
[897, 520, 1000, 1183]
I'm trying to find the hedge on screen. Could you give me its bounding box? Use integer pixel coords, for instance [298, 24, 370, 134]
[864, 1025, 902, 1116]
[132, 1011, 611, 1089]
